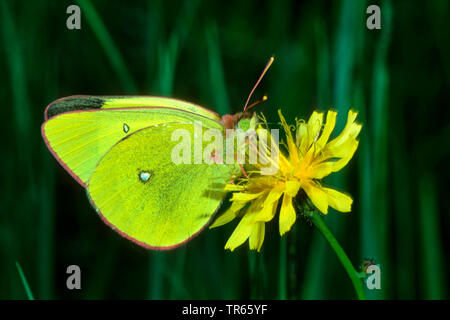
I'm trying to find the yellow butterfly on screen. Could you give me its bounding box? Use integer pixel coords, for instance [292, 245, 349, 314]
[42, 58, 274, 250]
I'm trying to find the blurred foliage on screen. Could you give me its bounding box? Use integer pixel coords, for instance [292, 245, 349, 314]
[1, 0, 449, 299]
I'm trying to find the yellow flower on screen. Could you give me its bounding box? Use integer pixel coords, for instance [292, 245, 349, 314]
[211, 109, 362, 251]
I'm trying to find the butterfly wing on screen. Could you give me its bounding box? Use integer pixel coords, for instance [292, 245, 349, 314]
[42, 96, 222, 186]
[87, 122, 237, 249]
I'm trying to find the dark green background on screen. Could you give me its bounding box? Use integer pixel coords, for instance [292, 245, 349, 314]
[1, 0, 449, 299]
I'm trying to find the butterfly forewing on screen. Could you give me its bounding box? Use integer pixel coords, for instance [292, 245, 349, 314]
[42, 106, 222, 186]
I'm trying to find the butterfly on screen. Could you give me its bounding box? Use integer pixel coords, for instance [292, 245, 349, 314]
[41, 57, 274, 250]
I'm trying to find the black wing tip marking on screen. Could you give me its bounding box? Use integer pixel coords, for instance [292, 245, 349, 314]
[45, 95, 105, 119]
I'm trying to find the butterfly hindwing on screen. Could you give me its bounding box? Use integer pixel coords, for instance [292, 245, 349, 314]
[87, 122, 237, 249]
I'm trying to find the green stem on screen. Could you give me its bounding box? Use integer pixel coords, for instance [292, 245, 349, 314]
[307, 211, 366, 300]
[279, 236, 287, 299]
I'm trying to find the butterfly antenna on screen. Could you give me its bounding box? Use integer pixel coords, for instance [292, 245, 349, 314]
[243, 56, 274, 113]
[244, 95, 268, 112]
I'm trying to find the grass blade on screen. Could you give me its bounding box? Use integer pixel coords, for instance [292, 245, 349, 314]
[206, 23, 230, 114]
[78, 0, 137, 93]
[368, 0, 392, 299]
[15, 262, 34, 300]
[418, 172, 446, 299]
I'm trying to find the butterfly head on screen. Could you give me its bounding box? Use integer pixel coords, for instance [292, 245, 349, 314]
[221, 111, 258, 131]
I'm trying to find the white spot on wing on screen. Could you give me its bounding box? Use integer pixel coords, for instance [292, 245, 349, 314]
[138, 170, 152, 183]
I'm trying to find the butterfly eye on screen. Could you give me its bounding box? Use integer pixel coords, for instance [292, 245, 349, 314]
[138, 170, 153, 183]
[123, 123, 130, 133]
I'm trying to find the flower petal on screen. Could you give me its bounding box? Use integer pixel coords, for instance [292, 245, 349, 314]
[210, 201, 246, 228]
[322, 135, 359, 160]
[323, 187, 353, 212]
[278, 110, 300, 166]
[326, 110, 361, 150]
[314, 127, 360, 168]
[296, 121, 308, 157]
[224, 213, 255, 251]
[316, 110, 337, 150]
[257, 128, 286, 175]
[331, 140, 359, 172]
[249, 222, 265, 251]
[285, 180, 301, 197]
[304, 162, 334, 180]
[231, 191, 264, 202]
[279, 194, 296, 235]
[256, 188, 283, 221]
[302, 180, 329, 214]
[307, 111, 324, 148]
